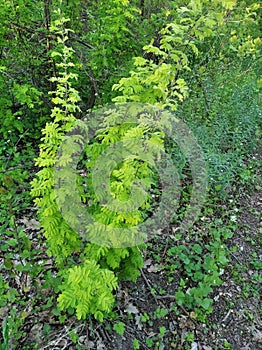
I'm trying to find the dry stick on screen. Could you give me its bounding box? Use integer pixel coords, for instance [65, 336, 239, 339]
[155, 294, 176, 299]
[140, 268, 159, 305]
[221, 309, 233, 324]
[42, 327, 68, 349]
[230, 252, 242, 265]
[160, 234, 175, 262]
[97, 324, 111, 343]
[125, 325, 152, 350]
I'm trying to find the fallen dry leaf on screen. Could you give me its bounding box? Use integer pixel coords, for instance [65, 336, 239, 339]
[124, 302, 139, 314]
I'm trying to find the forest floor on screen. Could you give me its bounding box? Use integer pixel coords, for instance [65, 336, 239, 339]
[1, 149, 261, 350]
[110, 180, 262, 350]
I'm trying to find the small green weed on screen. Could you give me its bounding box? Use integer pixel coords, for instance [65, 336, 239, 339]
[113, 321, 126, 336]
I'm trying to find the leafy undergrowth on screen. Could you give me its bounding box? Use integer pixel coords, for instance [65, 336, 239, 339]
[0, 145, 261, 350]
[0, 1, 261, 349]
[0, 80, 261, 350]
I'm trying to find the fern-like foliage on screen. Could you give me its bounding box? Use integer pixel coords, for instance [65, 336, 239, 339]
[31, 13, 149, 321]
[58, 259, 118, 321]
[32, 0, 240, 321]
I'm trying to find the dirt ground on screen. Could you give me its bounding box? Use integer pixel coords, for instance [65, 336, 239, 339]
[108, 188, 262, 350]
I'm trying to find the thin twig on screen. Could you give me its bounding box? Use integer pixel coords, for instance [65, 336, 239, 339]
[140, 268, 159, 305]
[4, 129, 29, 173]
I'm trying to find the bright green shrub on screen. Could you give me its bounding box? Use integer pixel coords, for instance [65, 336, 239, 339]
[31, 0, 261, 322]
[30, 13, 151, 321]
